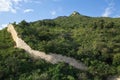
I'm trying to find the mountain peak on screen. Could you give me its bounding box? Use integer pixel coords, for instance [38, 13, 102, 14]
[71, 11, 80, 16]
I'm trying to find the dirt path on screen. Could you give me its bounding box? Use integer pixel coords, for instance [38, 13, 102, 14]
[7, 24, 87, 70]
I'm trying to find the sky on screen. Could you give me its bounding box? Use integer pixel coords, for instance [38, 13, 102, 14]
[0, 0, 120, 30]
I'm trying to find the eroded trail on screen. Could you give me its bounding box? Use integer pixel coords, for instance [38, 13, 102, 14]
[7, 24, 87, 70]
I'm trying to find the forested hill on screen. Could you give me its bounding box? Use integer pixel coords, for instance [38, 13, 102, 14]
[0, 12, 120, 80]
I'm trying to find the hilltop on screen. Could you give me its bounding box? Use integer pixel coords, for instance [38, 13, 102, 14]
[0, 12, 120, 80]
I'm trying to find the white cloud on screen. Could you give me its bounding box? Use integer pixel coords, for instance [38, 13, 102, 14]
[0, 0, 14, 13]
[50, 10, 56, 16]
[102, 7, 113, 17]
[0, 24, 7, 30]
[24, 9, 33, 13]
[0, 0, 29, 13]
[102, 0, 115, 17]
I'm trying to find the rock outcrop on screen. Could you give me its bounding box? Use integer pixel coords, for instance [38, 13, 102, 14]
[7, 24, 87, 70]
[70, 11, 80, 16]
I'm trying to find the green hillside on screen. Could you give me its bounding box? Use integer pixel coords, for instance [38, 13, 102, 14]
[0, 12, 120, 80]
[0, 29, 83, 80]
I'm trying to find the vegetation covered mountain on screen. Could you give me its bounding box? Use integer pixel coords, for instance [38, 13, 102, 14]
[0, 12, 120, 80]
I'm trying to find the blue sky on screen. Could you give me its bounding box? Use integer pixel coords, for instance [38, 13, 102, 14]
[0, 0, 120, 30]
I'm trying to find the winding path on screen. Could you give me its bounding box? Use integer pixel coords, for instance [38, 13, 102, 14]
[7, 24, 87, 70]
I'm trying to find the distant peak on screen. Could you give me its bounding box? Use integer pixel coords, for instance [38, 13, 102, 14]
[71, 11, 80, 16]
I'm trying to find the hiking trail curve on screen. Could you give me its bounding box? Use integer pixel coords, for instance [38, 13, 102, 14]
[7, 24, 87, 70]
